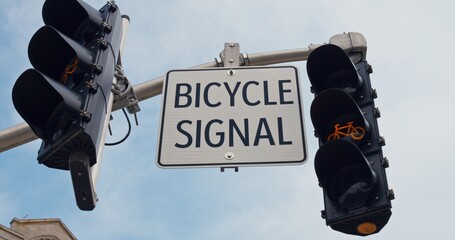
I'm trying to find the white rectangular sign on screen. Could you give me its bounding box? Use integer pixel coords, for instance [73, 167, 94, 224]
[156, 66, 307, 168]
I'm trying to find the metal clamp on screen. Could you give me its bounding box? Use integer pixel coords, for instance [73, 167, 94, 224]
[111, 65, 141, 125]
[218, 42, 249, 68]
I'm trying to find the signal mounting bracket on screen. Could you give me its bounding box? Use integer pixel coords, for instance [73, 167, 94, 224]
[218, 43, 242, 172]
[112, 65, 140, 125]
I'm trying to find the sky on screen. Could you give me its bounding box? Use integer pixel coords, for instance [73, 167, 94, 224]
[1, 0, 455, 239]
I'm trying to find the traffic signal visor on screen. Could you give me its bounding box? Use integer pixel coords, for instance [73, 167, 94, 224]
[42, 0, 104, 43]
[28, 25, 95, 88]
[12, 69, 82, 143]
[307, 44, 363, 96]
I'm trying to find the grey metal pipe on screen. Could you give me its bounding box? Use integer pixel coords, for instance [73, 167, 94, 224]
[0, 123, 36, 152]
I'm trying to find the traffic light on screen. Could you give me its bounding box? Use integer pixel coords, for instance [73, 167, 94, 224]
[307, 44, 393, 236]
[11, 0, 123, 210]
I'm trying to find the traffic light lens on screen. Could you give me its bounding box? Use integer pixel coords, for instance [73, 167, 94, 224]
[324, 69, 361, 96]
[326, 121, 365, 143]
[46, 101, 69, 142]
[60, 58, 79, 85]
[315, 139, 378, 210]
[330, 162, 376, 209]
[357, 222, 378, 235]
[310, 89, 370, 145]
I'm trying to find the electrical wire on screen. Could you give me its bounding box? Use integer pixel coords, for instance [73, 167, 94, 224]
[98, 78, 132, 146]
[96, 83, 109, 115]
[105, 108, 131, 146]
[102, 39, 131, 146]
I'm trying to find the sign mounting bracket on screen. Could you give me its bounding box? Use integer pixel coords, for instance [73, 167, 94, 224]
[220, 166, 239, 172]
[219, 43, 241, 68]
[220, 43, 241, 172]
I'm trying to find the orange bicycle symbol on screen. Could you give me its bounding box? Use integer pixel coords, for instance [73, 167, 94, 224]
[327, 121, 365, 142]
[60, 58, 78, 85]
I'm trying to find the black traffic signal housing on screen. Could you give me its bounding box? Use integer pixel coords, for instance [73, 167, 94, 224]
[307, 44, 393, 236]
[11, 0, 123, 210]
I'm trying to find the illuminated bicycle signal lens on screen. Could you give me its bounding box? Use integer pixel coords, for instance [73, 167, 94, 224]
[310, 89, 370, 146]
[60, 58, 78, 85]
[327, 121, 365, 142]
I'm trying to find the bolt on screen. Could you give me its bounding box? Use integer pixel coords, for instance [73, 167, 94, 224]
[310, 86, 315, 94]
[371, 89, 378, 99]
[387, 189, 395, 200]
[225, 152, 235, 160]
[79, 110, 92, 122]
[367, 64, 374, 74]
[321, 210, 327, 219]
[227, 69, 236, 76]
[215, 58, 223, 67]
[382, 157, 390, 168]
[374, 107, 381, 118]
[109, 2, 118, 12]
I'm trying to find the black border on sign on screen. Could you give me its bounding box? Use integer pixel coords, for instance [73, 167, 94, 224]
[156, 66, 307, 168]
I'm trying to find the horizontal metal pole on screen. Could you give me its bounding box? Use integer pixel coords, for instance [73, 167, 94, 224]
[0, 32, 367, 153]
[113, 48, 316, 110]
[124, 61, 217, 107]
[0, 123, 37, 152]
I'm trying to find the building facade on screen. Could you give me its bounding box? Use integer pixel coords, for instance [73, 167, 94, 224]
[0, 218, 76, 240]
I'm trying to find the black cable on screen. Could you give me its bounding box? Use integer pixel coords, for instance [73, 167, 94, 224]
[96, 83, 109, 115]
[107, 41, 117, 66]
[95, 39, 129, 146]
[105, 108, 131, 146]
